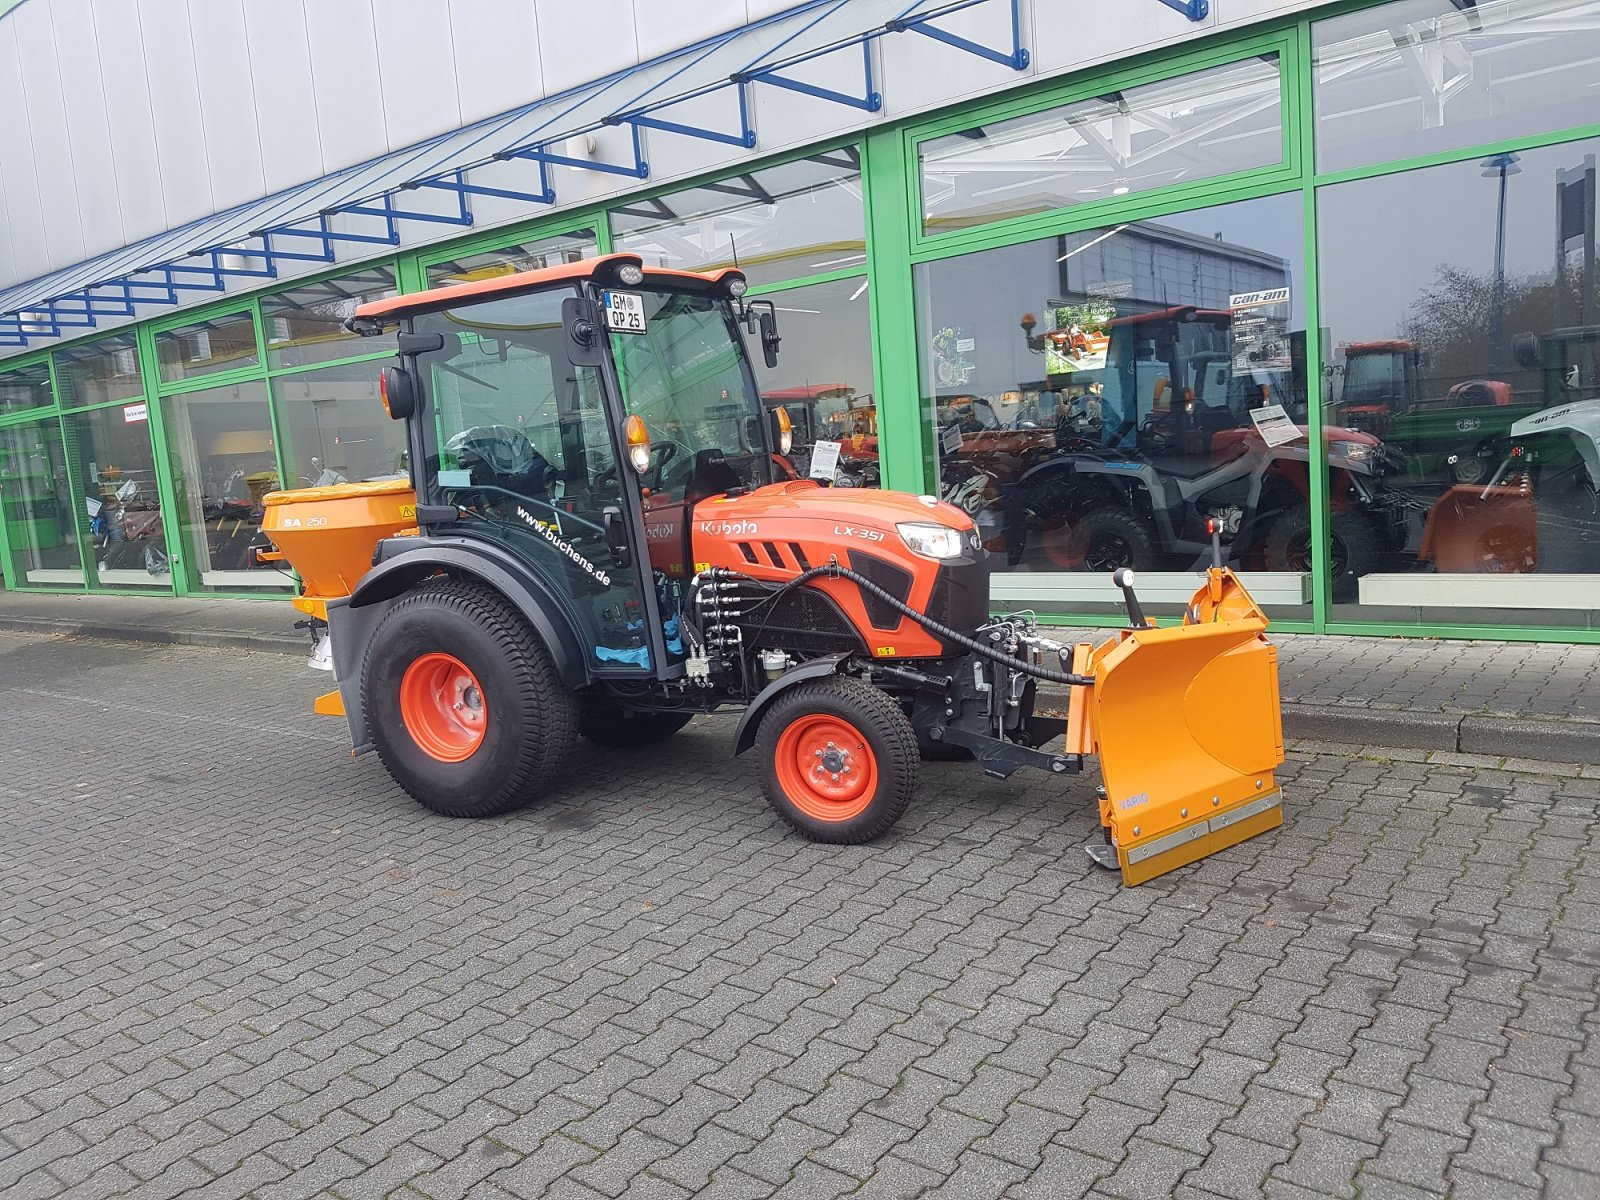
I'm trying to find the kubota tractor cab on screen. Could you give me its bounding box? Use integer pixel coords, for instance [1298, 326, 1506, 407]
[260, 254, 1286, 885]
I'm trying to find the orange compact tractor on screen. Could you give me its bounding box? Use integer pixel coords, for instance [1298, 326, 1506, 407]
[261, 254, 1285, 885]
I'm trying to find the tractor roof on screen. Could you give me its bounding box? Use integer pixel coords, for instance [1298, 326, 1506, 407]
[355, 252, 745, 323]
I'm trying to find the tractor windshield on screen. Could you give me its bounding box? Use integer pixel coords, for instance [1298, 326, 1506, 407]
[608, 289, 772, 502]
[1342, 349, 1412, 413]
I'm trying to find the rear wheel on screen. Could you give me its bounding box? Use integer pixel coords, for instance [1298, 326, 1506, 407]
[579, 695, 694, 747]
[757, 677, 918, 843]
[362, 578, 578, 817]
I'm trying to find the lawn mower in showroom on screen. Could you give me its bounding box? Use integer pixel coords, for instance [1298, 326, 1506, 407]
[259, 254, 1285, 886]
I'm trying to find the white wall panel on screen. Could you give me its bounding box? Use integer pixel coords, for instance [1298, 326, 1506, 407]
[534, 0, 639, 96]
[15, 3, 85, 270]
[1032, 0, 1216, 79]
[305, 2, 387, 176]
[139, 1, 216, 230]
[49, 1, 122, 260]
[1222, 0, 1328, 22]
[745, 0, 810, 23]
[374, 0, 462, 152]
[636, 0, 746, 62]
[243, 0, 324, 194]
[191, 0, 267, 212]
[450, 0, 545, 126]
[0, 23, 37, 284]
[90, 2, 167, 248]
[0, 0, 1349, 300]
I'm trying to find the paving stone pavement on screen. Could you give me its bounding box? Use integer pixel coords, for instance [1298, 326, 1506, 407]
[2, 628, 1597, 1200]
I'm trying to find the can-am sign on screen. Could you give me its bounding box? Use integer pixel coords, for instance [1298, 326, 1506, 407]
[1229, 287, 1290, 309]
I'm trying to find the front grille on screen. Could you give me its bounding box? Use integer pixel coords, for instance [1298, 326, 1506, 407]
[848, 551, 913, 631]
[927, 557, 991, 651]
[736, 586, 865, 656]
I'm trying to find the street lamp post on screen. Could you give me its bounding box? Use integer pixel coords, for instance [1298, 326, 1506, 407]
[1482, 152, 1522, 374]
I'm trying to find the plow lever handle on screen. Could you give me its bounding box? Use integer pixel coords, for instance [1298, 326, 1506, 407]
[1111, 568, 1152, 630]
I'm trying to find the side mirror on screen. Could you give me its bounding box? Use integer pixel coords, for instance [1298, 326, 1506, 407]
[563, 296, 604, 368]
[758, 310, 781, 369]
[740, 299, 781, 368]
[1512, 333, 1540, 370]
[379, 366, 417, 420]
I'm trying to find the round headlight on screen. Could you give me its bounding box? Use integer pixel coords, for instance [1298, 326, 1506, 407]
[616, 263, 645, 286]
[896, 522, 964, 560]
[727, 276, 748, 298]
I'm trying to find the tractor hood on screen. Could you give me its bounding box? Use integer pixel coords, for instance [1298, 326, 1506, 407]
[694, 480, 979, 563]
[689, 479, 987, 661]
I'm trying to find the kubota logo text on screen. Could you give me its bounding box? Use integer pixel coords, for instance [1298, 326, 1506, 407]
[699, 519, 758, 536]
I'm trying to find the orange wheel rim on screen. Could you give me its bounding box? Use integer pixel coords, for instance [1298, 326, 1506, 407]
[399, 652, 488, 763]
[773, 715, 877, 822]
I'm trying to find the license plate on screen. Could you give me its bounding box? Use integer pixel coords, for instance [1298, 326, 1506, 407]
[602, 290, 647, 334]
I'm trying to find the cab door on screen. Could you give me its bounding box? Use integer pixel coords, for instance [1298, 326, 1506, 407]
[412, 289, 663, 674]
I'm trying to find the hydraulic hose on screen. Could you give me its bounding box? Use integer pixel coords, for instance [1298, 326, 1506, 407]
[723, 562, 1095, 687]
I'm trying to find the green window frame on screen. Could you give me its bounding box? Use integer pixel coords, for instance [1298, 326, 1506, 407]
[903, 29, 1305, 261]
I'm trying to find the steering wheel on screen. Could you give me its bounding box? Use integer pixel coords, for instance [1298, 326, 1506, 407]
[596, 440, 690, 489]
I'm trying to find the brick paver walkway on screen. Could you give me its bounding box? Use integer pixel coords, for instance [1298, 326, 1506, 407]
[1, 630, 1597, 1199]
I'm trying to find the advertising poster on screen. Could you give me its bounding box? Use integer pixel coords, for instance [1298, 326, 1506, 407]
[1229, 287, 1292, 373]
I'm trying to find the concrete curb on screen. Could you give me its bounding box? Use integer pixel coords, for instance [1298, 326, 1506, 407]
[0, 616, 306, 658]
[1037, 686, 1597, 763]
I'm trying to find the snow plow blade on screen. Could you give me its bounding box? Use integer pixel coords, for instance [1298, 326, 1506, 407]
[1068, 568, 1284, 885]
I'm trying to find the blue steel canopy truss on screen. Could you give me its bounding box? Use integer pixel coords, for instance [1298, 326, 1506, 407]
[0, 0, 1046, 349]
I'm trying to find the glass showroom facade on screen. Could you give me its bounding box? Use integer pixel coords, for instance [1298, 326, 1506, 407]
[1, 0, 1597, 641]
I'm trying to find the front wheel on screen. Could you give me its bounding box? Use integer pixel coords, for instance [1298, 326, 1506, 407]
[756, 677, 918, 843]
[1263, 509, 1382, 603]
[1065, 507, 1158, 572]
[362, 578, 578, 818]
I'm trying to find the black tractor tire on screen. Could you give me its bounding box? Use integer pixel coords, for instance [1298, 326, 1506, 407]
[1067, 507, 1158, 573]
[756, 677, 919, 844]
[578, 695, 694, 747]
[361, 577, 578, 818]
[1263, 508, 1382, 603]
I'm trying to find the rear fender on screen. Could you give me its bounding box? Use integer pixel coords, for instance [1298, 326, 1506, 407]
[349, 540, 591, 690]
[732, 653, 852, 755]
